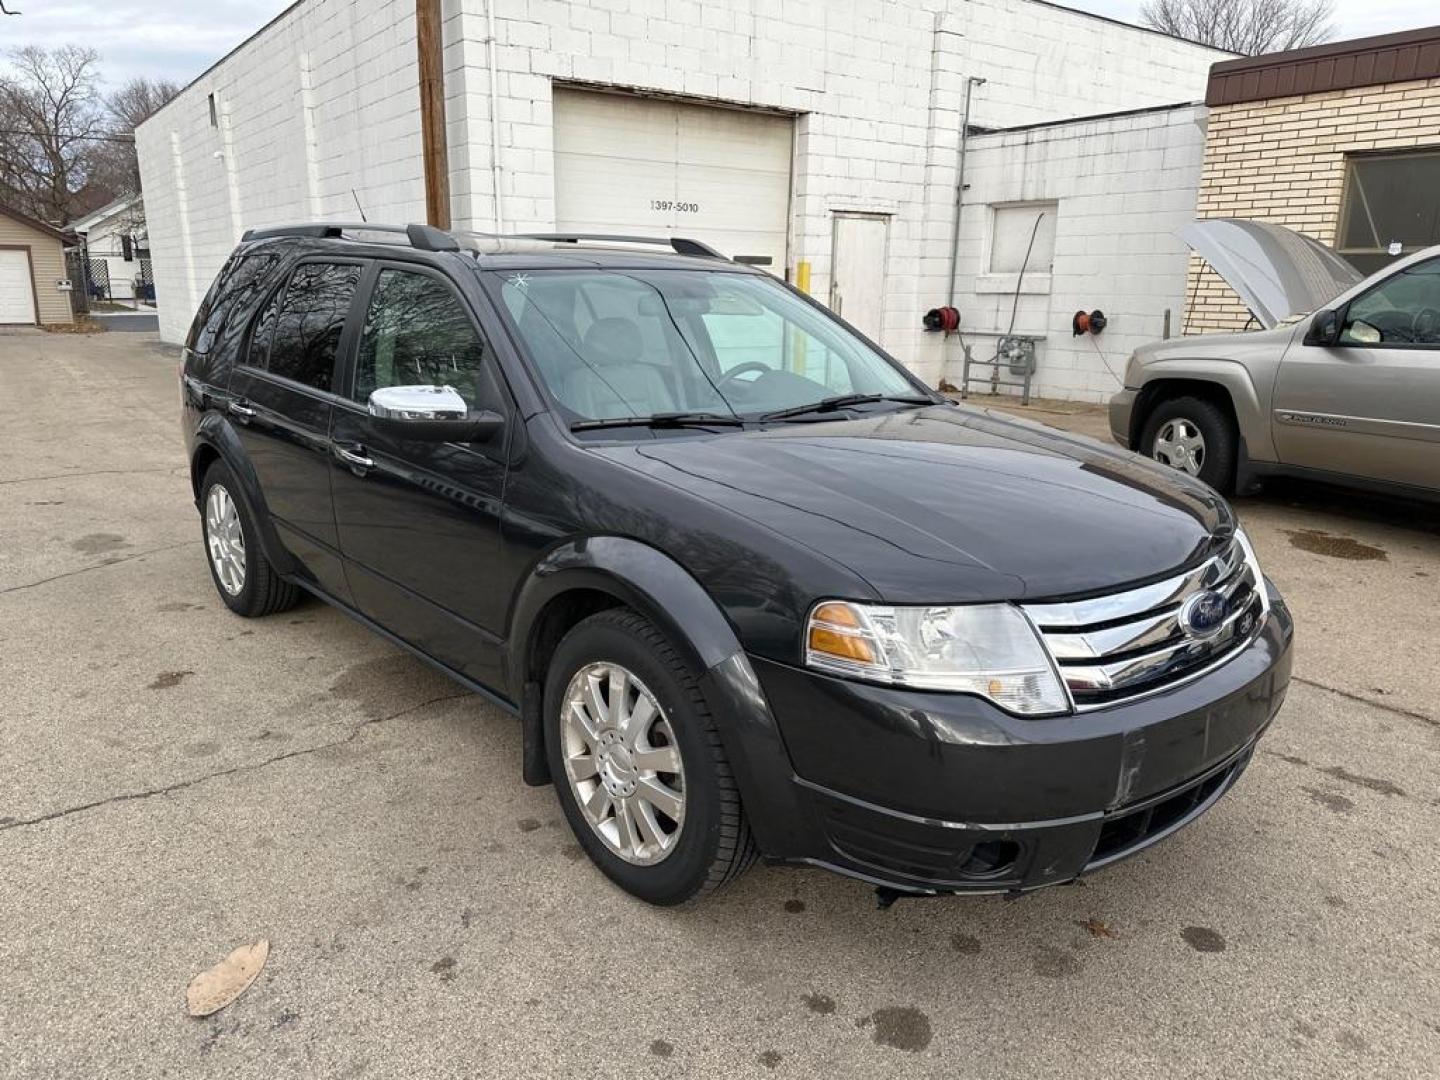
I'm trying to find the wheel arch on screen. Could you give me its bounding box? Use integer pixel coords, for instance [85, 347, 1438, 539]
[190, 413, 295, 577]
[1130, 361, 1273, 463]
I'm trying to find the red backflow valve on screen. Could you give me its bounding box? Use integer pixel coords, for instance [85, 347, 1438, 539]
[924, 306, 961, 333]
[1072, 309, 1107, 336]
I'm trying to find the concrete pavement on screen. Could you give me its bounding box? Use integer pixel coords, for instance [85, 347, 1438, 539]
[2, 334, 1437, 1079]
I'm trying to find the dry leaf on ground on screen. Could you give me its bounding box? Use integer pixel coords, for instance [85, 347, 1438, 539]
[185, 939, 269, 1017]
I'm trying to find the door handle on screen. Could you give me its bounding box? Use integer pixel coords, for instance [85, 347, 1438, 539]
[228, 400, 256, 420]
[333, 444, 375, 471]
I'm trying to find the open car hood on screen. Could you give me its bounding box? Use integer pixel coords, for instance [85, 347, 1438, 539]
[1178, 219, 1363, 329]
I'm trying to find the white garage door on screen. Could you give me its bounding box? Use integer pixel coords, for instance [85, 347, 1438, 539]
[553, 89, 793, 274]
[0, 249, 36, 324]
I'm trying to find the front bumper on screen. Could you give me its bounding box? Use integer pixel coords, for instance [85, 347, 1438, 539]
[1109, 387, 1138, 448]
[728, 588, 1293, 895]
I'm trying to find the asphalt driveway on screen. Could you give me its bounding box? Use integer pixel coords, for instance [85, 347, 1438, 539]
[2, 331, 1437, 1079]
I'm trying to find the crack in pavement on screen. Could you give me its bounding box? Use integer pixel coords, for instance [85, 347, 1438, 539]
[1292, 675, 1436, 729]
[0, 466, 183, 486]
[0, 540, 197, 597]
[0, 691, 472, 834]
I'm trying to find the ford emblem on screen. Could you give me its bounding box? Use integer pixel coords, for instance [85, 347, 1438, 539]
[1179, 591, 1228, 639]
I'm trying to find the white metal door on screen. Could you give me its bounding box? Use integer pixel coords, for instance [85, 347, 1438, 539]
[0, 249, 36, 324]
[552, 89, 792, 273]
[830, 214, 889, 343]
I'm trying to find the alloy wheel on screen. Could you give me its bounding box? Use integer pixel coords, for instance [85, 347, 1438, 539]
[1153, 418, 1206, 477]
[560, 662, 686, 866]
[205, 484, 247, 596]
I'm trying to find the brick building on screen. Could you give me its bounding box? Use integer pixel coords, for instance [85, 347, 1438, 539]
[136, 0, 1227, 397]
[1186, 26, 1440, 334]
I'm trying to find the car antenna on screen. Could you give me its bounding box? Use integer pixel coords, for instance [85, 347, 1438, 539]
[351, 189, 367, 223]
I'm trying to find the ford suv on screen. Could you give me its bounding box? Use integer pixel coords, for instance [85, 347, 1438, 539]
[180, 224, 1293, 906]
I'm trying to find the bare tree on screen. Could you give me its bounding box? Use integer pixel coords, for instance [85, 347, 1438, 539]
[1141, 0, 1335, 55]
[0, 45, 105, 223]
[89, 76, 181, 197]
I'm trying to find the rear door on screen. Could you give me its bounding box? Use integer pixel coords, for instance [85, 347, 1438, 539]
[228, 258, 364, 597]
[1273, 256, 1440, 491]
[329, 263, 512, 689]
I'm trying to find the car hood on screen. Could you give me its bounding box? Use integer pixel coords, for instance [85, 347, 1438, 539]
[1179, 218, 1362, 329]
[609, 406, 1232, 603]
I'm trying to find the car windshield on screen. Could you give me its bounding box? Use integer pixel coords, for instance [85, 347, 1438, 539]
[488, 267, 923, 423]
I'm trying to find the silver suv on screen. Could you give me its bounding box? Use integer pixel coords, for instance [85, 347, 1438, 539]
[1111, 219, 1440, 499]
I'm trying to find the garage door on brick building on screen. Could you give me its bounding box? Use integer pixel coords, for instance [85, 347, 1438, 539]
[552, 88, 793, 274]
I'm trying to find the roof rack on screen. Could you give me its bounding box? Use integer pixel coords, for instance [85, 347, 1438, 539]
[237, 224, 726, 259]
[239, 222, 459, 252]
[510, 233, 727, 259]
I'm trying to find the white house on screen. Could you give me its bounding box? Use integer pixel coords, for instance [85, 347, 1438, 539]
[69, 195, 149, 303]
[136, 0, 1229, 399]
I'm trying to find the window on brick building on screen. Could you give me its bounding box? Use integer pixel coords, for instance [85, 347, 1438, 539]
[989, 203, 1058, 275]
[1338, 151, 1440, 275]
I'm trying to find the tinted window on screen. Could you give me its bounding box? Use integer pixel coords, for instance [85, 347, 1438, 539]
[266, 262, 362, 391]
[355, 269, 490, 408]
[1342, 259, 1440, 346]
[189, 254, 277, 355]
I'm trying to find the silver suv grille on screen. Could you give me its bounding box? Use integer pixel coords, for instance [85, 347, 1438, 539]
[1021, 535, 1268, 711]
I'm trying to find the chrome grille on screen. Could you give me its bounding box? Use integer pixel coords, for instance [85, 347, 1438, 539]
[1022, 535, 1268, 710]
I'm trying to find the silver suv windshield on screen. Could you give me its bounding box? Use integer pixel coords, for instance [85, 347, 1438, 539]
[489, 268, 925, 424]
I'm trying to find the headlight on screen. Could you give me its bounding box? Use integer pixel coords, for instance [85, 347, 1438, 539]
[805, 601, 1070, 716]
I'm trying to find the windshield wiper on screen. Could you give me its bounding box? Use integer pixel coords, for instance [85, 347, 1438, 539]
[758, 393, 935, 423]
[570, 411, 744, 432]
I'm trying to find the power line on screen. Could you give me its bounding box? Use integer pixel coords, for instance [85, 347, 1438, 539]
[0, 128, 136, 143]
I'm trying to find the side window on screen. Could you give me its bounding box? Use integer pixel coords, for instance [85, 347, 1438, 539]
[355, 269, 490, 408]
[1341, 259, 1440, 346]
[266, 262, 362, 391]
[189, 253, 277, 355]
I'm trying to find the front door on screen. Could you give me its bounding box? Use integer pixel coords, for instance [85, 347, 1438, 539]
[1274, 256, 1440, 492]
[330, 264, 511, 690]
[227, 258, 364, 598]
[829, 213, 889, 343]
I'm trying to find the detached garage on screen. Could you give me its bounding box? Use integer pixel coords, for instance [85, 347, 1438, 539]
[0, 205, 72, 327]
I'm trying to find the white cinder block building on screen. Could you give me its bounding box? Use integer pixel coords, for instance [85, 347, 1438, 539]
[948, 103, 1208, 400]
[137, 0, 1228, 398]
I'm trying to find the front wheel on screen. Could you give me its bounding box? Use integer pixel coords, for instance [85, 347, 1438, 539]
[1140, 395, 1236, 493]
[544, 608, 757, 905]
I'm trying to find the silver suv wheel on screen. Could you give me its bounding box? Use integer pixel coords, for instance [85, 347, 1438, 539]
[1152, 418, 1206, 477]
[204, 484, 247, 595]
[560, 662, 686, 866]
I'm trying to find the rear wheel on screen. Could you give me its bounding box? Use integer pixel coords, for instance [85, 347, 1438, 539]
[199, 462, 300, 617]
[544, 608, 757, 905]
[1140, 395, 1236, 493]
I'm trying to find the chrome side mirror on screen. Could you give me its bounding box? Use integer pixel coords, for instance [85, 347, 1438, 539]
[368, 384, 469, 420]
[366, 385, 504, 443]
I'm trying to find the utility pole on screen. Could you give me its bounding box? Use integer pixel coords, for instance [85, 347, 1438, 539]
[416, 0, 451, 229]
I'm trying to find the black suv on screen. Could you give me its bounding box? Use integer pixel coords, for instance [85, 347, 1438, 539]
[181, 223, 1293, 905]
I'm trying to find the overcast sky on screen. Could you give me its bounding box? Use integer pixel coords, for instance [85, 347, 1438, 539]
[0, 0, 1434, 90]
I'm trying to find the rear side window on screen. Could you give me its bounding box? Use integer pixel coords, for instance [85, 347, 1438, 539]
[263, 262, 362, 392]
[188, 253, 278, 355]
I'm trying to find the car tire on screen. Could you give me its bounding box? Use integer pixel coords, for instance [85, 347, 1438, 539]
[199, 461, 301, 617]
[1140, 395, 1237, 493]
[544, 608, 758, 905]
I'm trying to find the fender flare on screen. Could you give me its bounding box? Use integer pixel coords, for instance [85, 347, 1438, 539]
[506, 537, 803, 853]
[190, 412, 297, 578]
[506, 536, 745, 686]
